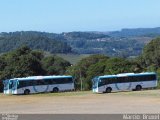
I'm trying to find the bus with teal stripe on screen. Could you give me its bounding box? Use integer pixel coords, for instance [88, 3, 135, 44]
[92, 72, 157, 93]
[3, 75, 75, 95]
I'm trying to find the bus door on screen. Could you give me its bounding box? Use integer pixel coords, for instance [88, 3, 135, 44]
[11, 80, 18, 94]
[9, 80, 14, 94]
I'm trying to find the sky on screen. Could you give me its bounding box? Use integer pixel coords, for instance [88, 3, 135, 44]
[0, 0, 160, 33]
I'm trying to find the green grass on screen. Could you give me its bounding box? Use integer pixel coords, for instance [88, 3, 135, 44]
[56, 54, 91, 65]
[43, 52, 91, 65]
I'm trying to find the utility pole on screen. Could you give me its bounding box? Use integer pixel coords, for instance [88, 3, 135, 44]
[79, 68, 83, 91]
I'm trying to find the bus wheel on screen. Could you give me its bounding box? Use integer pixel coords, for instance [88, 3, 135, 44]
[52, 87, 59, 93]
[135, 85, 142, 91]
[106, 87, 112, 93]
[24, 89, 30, 95]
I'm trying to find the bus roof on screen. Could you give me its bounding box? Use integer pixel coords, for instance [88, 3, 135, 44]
[4, 75, 73, 81]
[95, 72, 156, 79]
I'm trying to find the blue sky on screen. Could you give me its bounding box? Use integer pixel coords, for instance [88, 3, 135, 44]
[0, 0, 160, 33]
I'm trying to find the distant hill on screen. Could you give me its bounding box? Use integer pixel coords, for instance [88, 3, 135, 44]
[60, 28, 160, 57]
[0, 31, 72, 54]
[0, 27, 160, 57]
[108, 27, 160, 37]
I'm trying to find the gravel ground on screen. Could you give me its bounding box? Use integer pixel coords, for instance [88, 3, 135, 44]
[0, 90, 160, 114]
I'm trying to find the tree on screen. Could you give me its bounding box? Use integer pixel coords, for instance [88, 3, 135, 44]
[139, 37, 160, 89]
[142, 37, 160, 68]
[42, 56, 71, 75]
[66, 54, 109, 90]
[0, 46, 45, 80]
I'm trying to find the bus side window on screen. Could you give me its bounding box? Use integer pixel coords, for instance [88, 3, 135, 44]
[19, 81, 25, 88]
[26, 80, 32, 86]
[135, 76, 140, 82]
[31, 80, 36, 86]
[124, 77, 127, 83]
[144, 76, 148, 81]
[142, 76, 145, 81]
[36, 80, 40, 85]
[51, 79, 57, 84]
[37, 80, 44, 85]
[59, 78, 65, 84]
[55, 78, 61, 84]
[61, 78, 67, 83]
[147, 75, 151, 81]
[117, 77, 122, 83]
[131, 76, 134, 82]
[105, 78, 109, 84]
[148, 75, 156, 81]
[112, 77, 117, 84]
[48, 79, 53, 84]
[126, 77, 131, 83]
[127, 76, 131, 82]
[151, 75, 156, 80]
[99, 78, 105, 85]
[67, 78, 73, 83]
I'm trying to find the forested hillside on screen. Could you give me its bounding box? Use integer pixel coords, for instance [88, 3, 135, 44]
[0, 31, 72, 54]
[1, 27, 160, 57]
[61, 32, 144, 57]
[62, 28, 160, 57]
[109, 27, 160, 37]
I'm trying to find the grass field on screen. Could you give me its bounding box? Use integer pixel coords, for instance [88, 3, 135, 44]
[43, 52, 91, 65]
[56, 54, 91, 65]
[0, 90, 160, 114]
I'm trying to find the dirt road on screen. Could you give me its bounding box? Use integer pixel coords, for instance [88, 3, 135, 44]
[0, 90, 160, 114]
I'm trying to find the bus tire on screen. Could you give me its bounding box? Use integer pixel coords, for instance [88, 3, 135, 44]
[52, 87, 59, 93]
[106, 87, 112, 93]
[24, 89, 30, 95]
[135, 85, 142, 91]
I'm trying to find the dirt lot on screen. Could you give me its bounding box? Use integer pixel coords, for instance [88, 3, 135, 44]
[0, 90, 160, 114]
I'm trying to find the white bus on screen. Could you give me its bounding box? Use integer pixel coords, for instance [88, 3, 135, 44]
[92, 72, 157, 93]
[3, 75, 75, 95]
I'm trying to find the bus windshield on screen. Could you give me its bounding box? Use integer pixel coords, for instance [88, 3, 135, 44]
[3, 80, 9, 90]
[92, 77, 99, 88]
